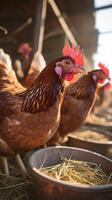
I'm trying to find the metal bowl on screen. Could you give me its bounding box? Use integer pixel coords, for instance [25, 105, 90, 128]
[67, 130, 112, 158]
[28, 146, 112, 200]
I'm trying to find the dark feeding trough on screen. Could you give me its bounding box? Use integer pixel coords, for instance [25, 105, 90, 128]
[28, 146, 112, 200]
[67, 129, 112, 157]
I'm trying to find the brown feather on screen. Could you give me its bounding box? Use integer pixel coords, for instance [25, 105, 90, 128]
[17, 57, 66, 113]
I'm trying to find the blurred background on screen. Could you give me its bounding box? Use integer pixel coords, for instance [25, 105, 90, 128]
[0, 0, 111, 75]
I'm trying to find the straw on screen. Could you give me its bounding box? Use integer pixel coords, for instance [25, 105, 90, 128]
[73, 131, 110, 142]
[39, 158, 112, 185]
[0, 159, 35, 200]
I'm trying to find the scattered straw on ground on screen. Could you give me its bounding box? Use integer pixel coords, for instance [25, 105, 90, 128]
[0, 158, 35, 200]
[39, 158, 112, 185]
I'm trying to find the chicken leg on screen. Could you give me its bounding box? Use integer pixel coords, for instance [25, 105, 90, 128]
[15, 154, 28, 178]
[1, 157, 9, 175]
[0, 155, 27, 178]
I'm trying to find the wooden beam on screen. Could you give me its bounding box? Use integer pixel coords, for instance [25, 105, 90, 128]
[10, 18, 32, 37]
[48, 0, 90, 67]
[95, 4, 112, 11]
[48, 0, 77, 46]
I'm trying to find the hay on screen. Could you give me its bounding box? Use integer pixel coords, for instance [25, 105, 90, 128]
[0, 159, 35, 200]
[74, 130, 110, 142]
[39, 158, 112, 185]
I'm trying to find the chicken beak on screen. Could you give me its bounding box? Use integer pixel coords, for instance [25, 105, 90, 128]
[73, 66, 87, 75]
[18, 48, 23, 53]
[107, 76, 111, 81]
[78, 67, 87, 75]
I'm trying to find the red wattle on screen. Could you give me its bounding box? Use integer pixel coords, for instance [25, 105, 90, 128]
[98, 79, 105, 84]
[65, 72, 74, 81]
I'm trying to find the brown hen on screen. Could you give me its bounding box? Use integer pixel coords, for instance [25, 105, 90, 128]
[48, 66, 111, 145]
[0, 44, 86, 156]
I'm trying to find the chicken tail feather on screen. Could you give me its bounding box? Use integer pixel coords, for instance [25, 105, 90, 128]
[0, 49, 25, 92]
[0, 49, 15, 79]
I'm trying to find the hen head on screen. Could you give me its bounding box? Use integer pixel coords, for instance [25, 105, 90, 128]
[92, 63, 111, 84]
[18, 43, 32, 59]
[55, 43, 86, 81]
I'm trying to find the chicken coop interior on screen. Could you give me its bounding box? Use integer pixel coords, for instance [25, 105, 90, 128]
[0, 0, 112, 200]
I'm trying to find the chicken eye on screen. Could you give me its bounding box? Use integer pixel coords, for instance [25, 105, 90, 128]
[64, 60, 71, 65]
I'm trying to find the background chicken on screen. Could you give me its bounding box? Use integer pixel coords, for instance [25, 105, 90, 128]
[14, 43, 33, 83]
[0, 44, 86, 174]
[48, 63, 111, 144]
[14, 43, 46, 87]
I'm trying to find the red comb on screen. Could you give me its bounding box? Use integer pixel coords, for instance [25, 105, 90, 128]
[98, 63, 109, 77]
[63, 43, 84, 66]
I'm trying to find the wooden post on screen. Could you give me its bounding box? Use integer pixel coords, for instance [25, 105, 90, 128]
[33, 0, 47, 53]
